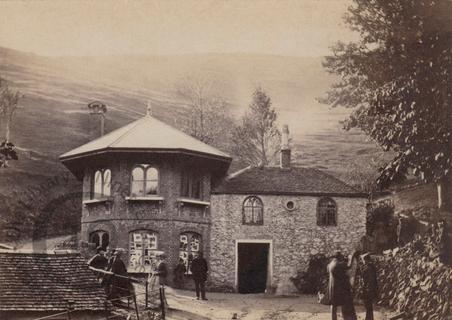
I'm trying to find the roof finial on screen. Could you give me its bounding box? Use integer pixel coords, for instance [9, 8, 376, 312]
[146, 100, 152, 116]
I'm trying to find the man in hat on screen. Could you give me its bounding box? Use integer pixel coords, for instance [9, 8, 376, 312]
[88, 246, 109, 282]
[327, 251, 357, 320]
[154, 253, 168, 286]
[191, 251, 208, 300]
[361, 253, 378, 320]
[108, 249, 132, 304]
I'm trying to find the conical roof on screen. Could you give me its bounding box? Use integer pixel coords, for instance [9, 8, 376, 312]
[60, 114, 231, 161]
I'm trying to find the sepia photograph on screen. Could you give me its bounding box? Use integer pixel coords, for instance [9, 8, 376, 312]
[0, 0, 451, 319]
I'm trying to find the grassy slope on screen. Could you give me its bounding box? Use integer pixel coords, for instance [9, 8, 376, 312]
[0, 47, 386, 242]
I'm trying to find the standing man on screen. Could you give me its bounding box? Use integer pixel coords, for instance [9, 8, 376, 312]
[361, 253, 378, 320]
[327, 251, 357, 320]
[191, 252, 208, 300]
[173, 258, 187, 289]
[154, 253, 169, 286]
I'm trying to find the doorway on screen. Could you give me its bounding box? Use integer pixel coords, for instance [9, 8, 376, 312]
[237, 242, 270, 293]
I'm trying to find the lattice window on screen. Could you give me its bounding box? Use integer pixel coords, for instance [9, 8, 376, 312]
[181, 172, 203, 200]
[179, 232, 201, 275]
[317, 197, 337, 226]
[242, 196, 264, 225]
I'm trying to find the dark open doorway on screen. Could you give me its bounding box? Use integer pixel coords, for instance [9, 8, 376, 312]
[237, 242, 269, 293]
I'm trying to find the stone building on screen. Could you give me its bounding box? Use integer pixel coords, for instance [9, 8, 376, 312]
[0, 252, 110, 320]
[209, 126, 368, 294]
[61, 113, 368, 293]
[60, 112, 231, 273]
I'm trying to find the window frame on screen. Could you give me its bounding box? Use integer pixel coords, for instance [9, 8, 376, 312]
[316, 197, 337, 227]
[180, 171, 204, 200]
[91, 168, 111, 199]
[242, 196, 264, 225]
[89, 230, 109, 250]
[128, 230, 159, 272]
[130, 164, 159, 197]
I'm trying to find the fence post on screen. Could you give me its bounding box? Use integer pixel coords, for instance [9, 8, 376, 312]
[145, 280, 149, 309]
[159, 286, 165, 320]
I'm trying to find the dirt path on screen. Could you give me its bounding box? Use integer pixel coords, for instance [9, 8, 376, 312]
[152, 288, 393, 320]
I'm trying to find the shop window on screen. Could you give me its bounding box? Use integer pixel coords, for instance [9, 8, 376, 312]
[129, 230, 158, 272]
[317, 197, 337, 226]
[179, 232, 201, 274]
[242, 196, 264, 225]
[131, 165, 159, 197]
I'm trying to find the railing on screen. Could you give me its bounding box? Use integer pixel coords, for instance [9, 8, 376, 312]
[89, 266, 167, 320]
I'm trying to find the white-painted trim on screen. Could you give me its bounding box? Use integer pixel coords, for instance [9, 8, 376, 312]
[125, 196, 165, 201]
[177, 198, 210, 206]
[234, 239, 273, 291]
[83, 198, 111, 205]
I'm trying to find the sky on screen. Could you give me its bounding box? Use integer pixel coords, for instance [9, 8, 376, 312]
[0, 0, 356, 57]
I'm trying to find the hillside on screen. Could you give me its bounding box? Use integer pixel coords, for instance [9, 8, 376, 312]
[0, 47, 386, 242]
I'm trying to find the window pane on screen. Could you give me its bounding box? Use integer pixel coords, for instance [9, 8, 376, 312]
[181, 174, 190, 197]
[93, 170, 103, 198]
[145, 168, 158, 195]
[131, 167, 145, 196]
[191, 179, 202, 199]
[103, 169, 111, 196]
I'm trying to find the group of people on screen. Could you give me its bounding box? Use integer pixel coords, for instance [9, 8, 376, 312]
[88, 247, 210, 303]
[326, 251, 378, 320]
[152, 251, 209, 300]
[87, 247, 132, 303]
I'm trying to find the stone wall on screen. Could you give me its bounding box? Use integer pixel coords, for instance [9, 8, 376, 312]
[80, 154, 213, 280]
[209, 194, 367, 293]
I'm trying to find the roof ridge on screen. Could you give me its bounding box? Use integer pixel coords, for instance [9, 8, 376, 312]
[143, 115, 230, 157]
[109, 116, 146, 148]
[226, 165, 253, 180]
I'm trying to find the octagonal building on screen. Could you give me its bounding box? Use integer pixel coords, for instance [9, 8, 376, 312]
[60, 112, 231, 273]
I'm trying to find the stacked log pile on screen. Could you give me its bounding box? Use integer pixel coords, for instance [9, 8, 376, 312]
[365, 221, 452, 319]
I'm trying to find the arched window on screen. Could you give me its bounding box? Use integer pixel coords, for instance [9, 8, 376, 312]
[129, 230, 158, 272]
[131, 165, 159, 197]
[179, 232, 201, 274]
[317, 197, 337, 226]
[89, 230, 109, 250]
[92, 169, 111, 199]
[242, 196, 264, 225]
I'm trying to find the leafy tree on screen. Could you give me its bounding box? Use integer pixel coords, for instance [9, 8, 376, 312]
[321, 0, 452, 206]
[232, 88, 281, 166]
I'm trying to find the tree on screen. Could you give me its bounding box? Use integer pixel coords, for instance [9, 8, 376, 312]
[232, 88, 281, 166]
[321, 0, 452, 207]
[0, 77, 20, 167]
[176, 76, 235, 149]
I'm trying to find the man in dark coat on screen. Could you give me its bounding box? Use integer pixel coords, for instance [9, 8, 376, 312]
[327, 251, 357, 320]
[88, 246, 108, 270]
[108, 249, 132, 304]
[154, 253, 169, 286]
[361, 253, 378, 320]
[173, 258, 187, 289]
[191, 251, 208, 300]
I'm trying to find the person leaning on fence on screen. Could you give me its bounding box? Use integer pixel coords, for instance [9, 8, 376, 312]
[173, 258, 186, 289]
[108, 249, 132, 304]
[327, 251, 357, 320]
[88, 246, 108, 270]
[361, 253, 378, 320]
[191, 251, 208, 300]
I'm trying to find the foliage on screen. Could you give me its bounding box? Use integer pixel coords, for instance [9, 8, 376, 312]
[321, 0, 452, 188]
[291, 254, 329, 294]
[232, 87, 281, 166]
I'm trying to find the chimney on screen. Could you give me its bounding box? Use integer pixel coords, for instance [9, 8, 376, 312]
[280, 124, 291, 169]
